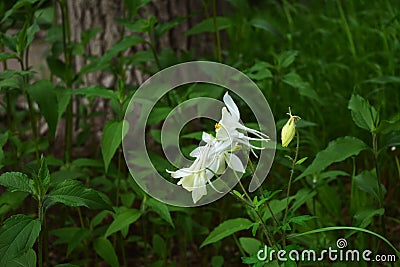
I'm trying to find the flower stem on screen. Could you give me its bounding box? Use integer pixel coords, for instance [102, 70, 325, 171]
[233, 170, 274, 247]
[282, 130, 300, 247]
[38, 198, 44, 267]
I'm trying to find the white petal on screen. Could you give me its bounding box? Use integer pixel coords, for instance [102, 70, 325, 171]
[178, 174, 195, 191]
[192, 172, 207, 203]
[202, 132, 213, 143]
[225, 153, 245, 173]
[189, 147, 201, 158]
[223, 92, 240, 121]
[167, 168, 191, 178]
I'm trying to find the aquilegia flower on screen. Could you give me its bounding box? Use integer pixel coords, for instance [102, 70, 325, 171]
[215, 93, 270, 155]
[281, 107, 300, 147]
[167, 92, 269, 203]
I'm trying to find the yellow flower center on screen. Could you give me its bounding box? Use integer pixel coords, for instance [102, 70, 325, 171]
[215, 123, 221, 130]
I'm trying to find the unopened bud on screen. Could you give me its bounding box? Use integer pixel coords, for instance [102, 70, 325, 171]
[281, 108, 300, 147]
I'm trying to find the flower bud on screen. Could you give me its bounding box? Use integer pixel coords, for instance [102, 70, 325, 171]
[281, 108, 300, 147]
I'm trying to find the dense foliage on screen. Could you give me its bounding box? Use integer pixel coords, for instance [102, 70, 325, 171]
[0, 0, 399, 266]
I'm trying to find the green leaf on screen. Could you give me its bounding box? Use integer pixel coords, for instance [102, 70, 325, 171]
[363, 76, 400, 84]
[93, 237, 120, 267]
[147, 106, 172, 125]
[152, 234, 167, 258]
[211, 255, 224, 267]
[34, 156, 50, 196]
[376, 113, 400, 134]
[101, 120, 127, 172]
[104, 209, 141, 237]
[0, 52, 18, 61]
[353, 170, 386, 202]
[99, 35, 144, 64]
[277, 50, 298, 68]
[147, 198, 174, 227]
[354, 207, 384, 228]
[47, 180, 113, 211]
[295, 157, 308, 165]
[296, 136, 368, 180]
[348, 94, 379, 132]
[51, 227, 90, 256]
[72, 86, 118, 101]
[0, 215, 41, 266]
[201, 218, 252, 248]
[8, 249, 36, 267]
[282, 72, 320, 102]
[26, 80, 59, 138]
[239, 237, 261, 255]
[249, 18, 281, 38]
[287, 215, 317, 226]
[0, 191, 29, 217]
[0, 172, 33, 194]
[0, 77, 20, 90]
[186, 17, 231, 36]
[246, 61, 273, 80]
[46, 57, 74, 83]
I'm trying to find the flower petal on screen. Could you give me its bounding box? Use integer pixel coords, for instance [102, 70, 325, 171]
[223, 92, 240, 121]
[225, 153, 245, 173]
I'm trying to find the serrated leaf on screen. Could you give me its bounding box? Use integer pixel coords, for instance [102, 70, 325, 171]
[0, 215, 41, 266]
[296, 136, 368, 180]
[47, 180, 113, 211]
[26, 80, 59, 138]
[36, 156, 50, 196]
[0, 172, 33, 194]
[93, 237, 119, 267]
[186, 17, 231, 36]
[0, 77, 20, 90]
[348, 94, 379, 132]
[201, 218, 252, 248]
[104, 209, 141, 237]
[8, 248, 36, 267]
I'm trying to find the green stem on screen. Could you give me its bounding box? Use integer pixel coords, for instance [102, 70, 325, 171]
[247, 160, 281, 228]
[395, 154, 400, 181]
[282, 130, 300, 247]
[59, 0, 73, 166]
[38, 199, 44, 267]
[232, 169, 274, 247]
[212, 0, 222, 62]
[336, 0, 357, 58]
[19, 52, 40, 166]
[116, 147, 122, 206]
[372, 133, 387, 239]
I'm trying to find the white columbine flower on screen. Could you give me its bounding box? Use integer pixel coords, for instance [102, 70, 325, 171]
[167, 92, 270, 203]
[215, 92, 269, 155]
[167, 132, 245, 203]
